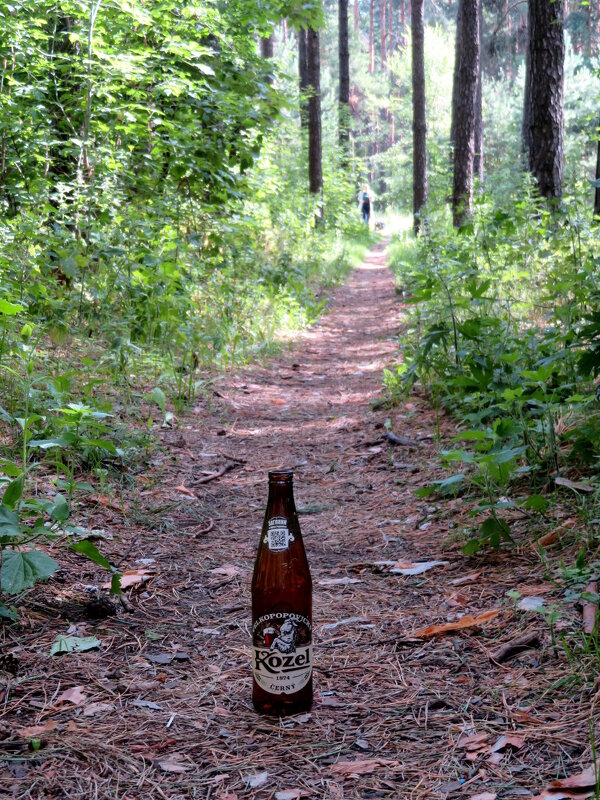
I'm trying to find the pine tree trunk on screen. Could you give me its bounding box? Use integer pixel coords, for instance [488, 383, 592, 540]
[594, 135, 600, 218]
[354, 0, 359, 32]
[389, 0, 394, 52]
[339, 0, 351, 150]
[473, 9, 484, 184]
[307, 28, 323, 196]
[526, 0, 564, 199]
[370, 0, 375, 73]
[261, 36, 274, 84]
[380, 0, 387, 68]
[298, 28, 309, 129]
[451, 0, 481, 227]
[282, 19, 288, 44]
[412, 0, 428, 233]
[473, 65, 484, 184]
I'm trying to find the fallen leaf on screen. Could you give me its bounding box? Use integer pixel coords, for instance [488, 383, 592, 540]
[275, 791, 301, 800]
[173, 483, 196, 498]
[132, 698, 163, 710]
[451, 570, 483, 586]
[82, 702, 115, 717]
[532, 761, 600, 800]
[555, 476, 594, 493]
[245, 771, 268, 789]
[211, 564, 243, 578]
[490, 734, 525, 753]
[50, 635, 101, 655]
[145, 652, 175, 665]
[322, 616, 370, 631]
[55, 686, 87, 706]
[459, 732, 490, 750]
[413, 610, 501, 638]
[318, 577, 361, 586]
[17, 720, 58, 739]
[330, 758, 396, 776]
[388, 560, 449, 576]
[538, 530, 561, 547]
[156, 754, 191, 773]
[549, 762, 600, 789]
[102, 568, 155, 590]
[583, 581, 598, 635]
[88, 494, 130, 513]
[470, 794, 497, 800]
[273, 398, 287, 405]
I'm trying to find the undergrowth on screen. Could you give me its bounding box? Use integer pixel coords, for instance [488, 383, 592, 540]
[387, 175, 600, 568]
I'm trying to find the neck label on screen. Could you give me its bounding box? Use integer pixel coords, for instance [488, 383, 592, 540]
[264, 516, 295, 551]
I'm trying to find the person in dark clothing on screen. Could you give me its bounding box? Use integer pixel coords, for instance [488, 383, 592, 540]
[361, 191, 371, 224]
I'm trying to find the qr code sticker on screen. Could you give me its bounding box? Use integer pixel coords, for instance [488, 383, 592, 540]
[268, 527, 288, 551]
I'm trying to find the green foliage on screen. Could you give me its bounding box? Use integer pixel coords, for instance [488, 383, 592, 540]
[389, 174, 600, 556]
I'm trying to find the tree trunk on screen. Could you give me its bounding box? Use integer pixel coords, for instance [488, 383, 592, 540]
[473, 65, 483, 184]
[473, 9, 484, 184]
[594, 135, 600, 218]
[261, 35, 274, 84]
[380, 0, 387, 68]
[526, 0, 564, 199]
[411, 0, 428, 233]
[451, 0, 481, 227]
[369, 0, 375, 73]
[339, 0, 351, 151]
[298, 28, 309, 128]
[282, 19, 288, 44]
[307, 27, 323, 196]
[354, 0, 359, 32]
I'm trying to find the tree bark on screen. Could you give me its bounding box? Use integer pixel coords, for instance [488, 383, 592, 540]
[380, 0, 387, 68]
[451, 0, 481, 227]
[354, 0, 359, 32]
[369, 0, 375, 73]
[473, 8, 484, 184]
[307, 27, 323, 196]
[595, 135, 600, 219]
[261, 35, 274, 84]
[525, 0, 564, 200]
[411, 0, 428, 233]
[339, 0, 351, 151]
[298, 28, 309, 128]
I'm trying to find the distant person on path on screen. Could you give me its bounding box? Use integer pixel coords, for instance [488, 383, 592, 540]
[358, 186, 371, 225]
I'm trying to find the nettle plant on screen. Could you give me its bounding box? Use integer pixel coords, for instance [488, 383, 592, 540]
[0, 310, 121, 619]
[387, 180, 600, 555]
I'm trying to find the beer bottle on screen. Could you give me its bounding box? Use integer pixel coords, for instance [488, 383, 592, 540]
[251, 470, 313, 716]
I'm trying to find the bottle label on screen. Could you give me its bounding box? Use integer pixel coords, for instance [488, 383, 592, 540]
[264, 516, 295, 552]
[252, 612, 312, 695]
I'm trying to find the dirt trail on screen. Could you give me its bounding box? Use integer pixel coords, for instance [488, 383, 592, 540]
[2, 244, 589, 799]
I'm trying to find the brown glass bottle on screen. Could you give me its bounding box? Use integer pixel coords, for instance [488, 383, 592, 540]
[251, 470, 313, 716]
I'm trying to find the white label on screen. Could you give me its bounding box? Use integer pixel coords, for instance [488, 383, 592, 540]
[253, 645, 312, 694]
[264, 516, 295, 551]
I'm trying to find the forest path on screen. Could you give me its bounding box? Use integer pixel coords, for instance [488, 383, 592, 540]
[5, 243, 572, 800]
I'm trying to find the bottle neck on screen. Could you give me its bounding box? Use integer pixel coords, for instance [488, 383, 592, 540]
[266, 472, 295, 517]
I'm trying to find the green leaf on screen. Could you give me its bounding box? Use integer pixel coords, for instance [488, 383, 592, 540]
[522, 494, 549, 513]
[151, 387, 167, 416]
[0, 505, 22, 537]
[71, 539, 112, 570]
[0, 460, 22, 478]
[81, 438, 118, 454]
[462, 539, 482, 556]
[49, 494, 69, 522]
[110, 572, 122, 596]
[0, 549, 59, 594]
[50, 635, 101, 655]
[0, 299, 25, 315]
[0, 600, 18, 620]
[2, 475, 24, 509]
[414, 486, 435, 498]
